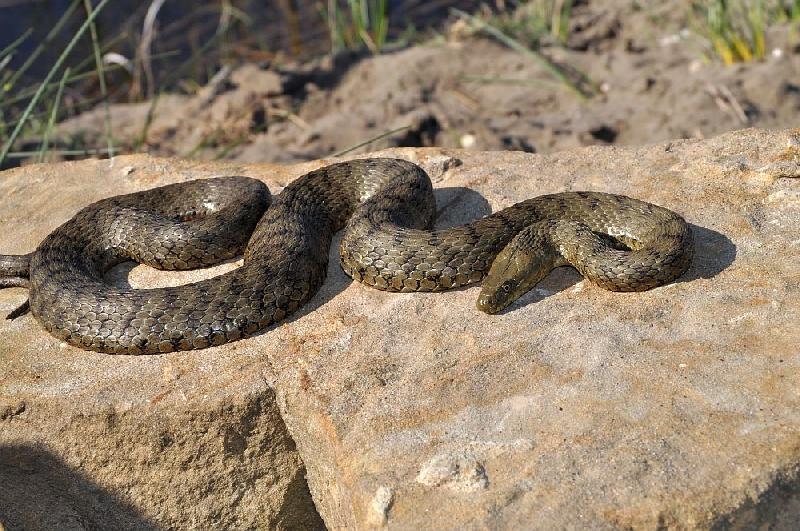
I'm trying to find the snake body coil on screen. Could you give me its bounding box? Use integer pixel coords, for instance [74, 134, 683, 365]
[0, 158, 692, 354]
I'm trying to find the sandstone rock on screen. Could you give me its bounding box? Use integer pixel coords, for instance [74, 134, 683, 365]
[1, 128, 799, 529]
[0, 156, 325, 530]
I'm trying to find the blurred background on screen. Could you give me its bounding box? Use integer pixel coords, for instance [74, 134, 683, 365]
[0, 0, 798, 169]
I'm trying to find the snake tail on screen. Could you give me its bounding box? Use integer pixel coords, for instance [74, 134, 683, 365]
[0, 252, 33, 318]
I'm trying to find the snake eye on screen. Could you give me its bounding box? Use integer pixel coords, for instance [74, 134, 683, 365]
[501, 281, 514, 293]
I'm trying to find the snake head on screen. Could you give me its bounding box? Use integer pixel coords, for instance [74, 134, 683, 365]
[476, 225, 558, 314]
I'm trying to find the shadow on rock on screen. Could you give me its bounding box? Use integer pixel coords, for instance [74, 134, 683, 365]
[433, 186, 493, 228]
[680, 224, 737, 284]
[276, 466, 328, 531]
[484, 223, 736, 315]
[495, 266, 583, 315]
[712, 469, 800, 530]
[283, 186, 493, 326]
[0, 444, 158, 530]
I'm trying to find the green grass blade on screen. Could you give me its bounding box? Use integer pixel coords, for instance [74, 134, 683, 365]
[0, 28, 33, 63]
[0, 47, 176, 112]
[38, 67, 71, 163]
[3, 0, 82, 94]
[83, 0, 115, 159]
[451, 8, 594, 101]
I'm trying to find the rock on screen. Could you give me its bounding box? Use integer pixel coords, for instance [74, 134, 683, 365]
[416, 452, 490, 492]
[0, 157, 325, 529]
[1, 128, 799, 529]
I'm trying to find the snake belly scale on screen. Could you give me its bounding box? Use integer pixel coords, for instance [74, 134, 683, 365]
[0, 158, 693, 354]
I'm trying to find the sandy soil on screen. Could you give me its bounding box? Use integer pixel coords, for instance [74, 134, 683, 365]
[53, 0, 800, 163]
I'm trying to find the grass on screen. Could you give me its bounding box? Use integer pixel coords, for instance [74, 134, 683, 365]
[82, 0, 115, 161]
[326, 0, 389, 53]
[0, 0, 112, 167]
[0, 0, 398, 168]
[0, 50, 178, 131]
[0, 0, 245, 167]
[331, 124, 409, 157]
[37, 67, 71, 162]
[1, 0, 82, 95]
[4, 1, 599, 167]
[451, 8, 595, 101]
[0, 29, 33, 78]
[691, 0, 800, 64]
[491, 0, 576, 46]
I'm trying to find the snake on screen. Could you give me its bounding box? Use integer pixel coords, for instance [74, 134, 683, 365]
[0, 158, 693, 355]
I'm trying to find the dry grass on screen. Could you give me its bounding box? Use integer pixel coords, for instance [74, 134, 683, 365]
[691, 0, 800, 64]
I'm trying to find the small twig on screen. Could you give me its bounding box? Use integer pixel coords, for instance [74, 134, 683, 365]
[331, 125, 410, 157]
[194, 65, 233, 108]
[133, 0, 167, 100]
[718, 84, 749, 124]
[268, 106, 311, 130]
[705, 83, 748, 125]
[285, 113, 311, 131]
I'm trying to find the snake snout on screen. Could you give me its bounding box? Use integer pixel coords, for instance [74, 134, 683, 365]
[476, 290, 500, 314]
[477, 225, 561, 314]
[476, 278, 519, 314]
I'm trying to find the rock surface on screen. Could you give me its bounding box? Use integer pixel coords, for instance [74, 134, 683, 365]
[0, 157, 327, 530]
[1, 128, 799, 529]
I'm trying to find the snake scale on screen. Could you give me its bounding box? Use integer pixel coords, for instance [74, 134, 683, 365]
[0, 158, 693, 355]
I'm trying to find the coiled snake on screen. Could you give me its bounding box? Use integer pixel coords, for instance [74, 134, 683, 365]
[0, 158, 692, 355]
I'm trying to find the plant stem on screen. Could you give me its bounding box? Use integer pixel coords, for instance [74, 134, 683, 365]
[38, 67, 71, 163]
[0, 28, 33, 64]
[331, 124, 409, 157]
[0, 0, 112, 168]
[451, 8, 593, 101]
[3, 0, 82, 94]
[83, 0, 115, 160]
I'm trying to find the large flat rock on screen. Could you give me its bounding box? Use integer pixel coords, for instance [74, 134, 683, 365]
[0, 157, 327, 529]
[1, 129, 799, 529]
[270, 131, 800, 529]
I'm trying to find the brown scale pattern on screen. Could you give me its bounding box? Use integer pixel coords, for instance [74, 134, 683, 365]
[0, 159, 692, 354]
